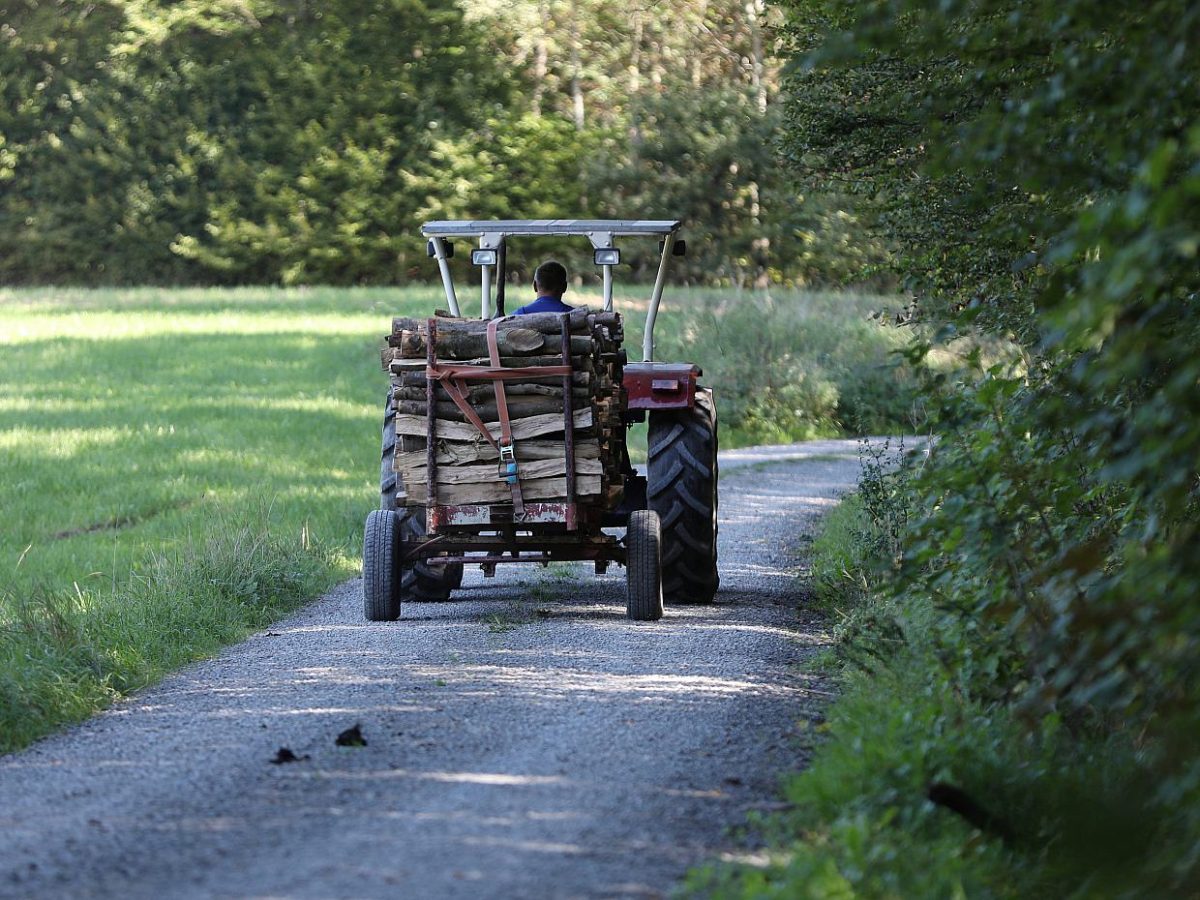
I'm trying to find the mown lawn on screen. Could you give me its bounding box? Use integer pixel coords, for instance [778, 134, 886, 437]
[1, 283, 916, 752]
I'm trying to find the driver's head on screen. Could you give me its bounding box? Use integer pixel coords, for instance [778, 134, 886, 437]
[533, 260, 568, 297]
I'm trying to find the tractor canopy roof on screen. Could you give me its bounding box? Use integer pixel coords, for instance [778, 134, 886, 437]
[420, 218, 685, 362]
[421, 220, 680, 242]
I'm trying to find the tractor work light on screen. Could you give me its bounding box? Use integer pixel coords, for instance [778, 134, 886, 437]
[471, 249, 497, 266]
[594, 248, 621, 266]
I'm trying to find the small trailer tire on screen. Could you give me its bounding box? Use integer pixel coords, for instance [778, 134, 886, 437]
[363, 509, 402, 621]
[626, 509, 664, 621]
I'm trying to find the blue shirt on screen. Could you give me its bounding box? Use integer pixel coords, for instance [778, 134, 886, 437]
[514, 294, 574, 315]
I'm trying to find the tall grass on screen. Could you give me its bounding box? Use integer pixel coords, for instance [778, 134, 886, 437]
[0, 505, 329, 751]
[617, 287, 924, 445]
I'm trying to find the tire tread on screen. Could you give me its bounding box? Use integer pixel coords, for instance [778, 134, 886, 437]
[647, 389, 719, 604]
[626, 509, 664, 621]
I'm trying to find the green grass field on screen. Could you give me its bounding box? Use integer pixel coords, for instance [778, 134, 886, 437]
[1, 283, 917, 752]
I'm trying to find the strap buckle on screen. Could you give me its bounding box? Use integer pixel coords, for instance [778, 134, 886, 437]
[498, 443, 519, 484]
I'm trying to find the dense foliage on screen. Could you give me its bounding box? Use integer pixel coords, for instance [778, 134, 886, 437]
[0, 0, 805, 286]
[705, 0, 1200, 894]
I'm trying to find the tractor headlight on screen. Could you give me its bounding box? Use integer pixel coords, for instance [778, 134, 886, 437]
[594, 248, 621, 266]
[471, 249, 498, 266]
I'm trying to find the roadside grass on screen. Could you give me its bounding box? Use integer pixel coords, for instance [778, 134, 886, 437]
[1, 283, 915, 753]
[1, 506, 329, 749]
[482, 606, 537, 633]
[685, 485, 1034, 898]
[687, 450, 1177, 898]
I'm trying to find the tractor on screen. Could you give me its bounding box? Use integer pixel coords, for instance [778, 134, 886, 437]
[363, 219, 717, 621]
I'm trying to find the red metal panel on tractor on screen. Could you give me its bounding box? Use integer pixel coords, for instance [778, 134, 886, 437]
[623, 362, 700, 410]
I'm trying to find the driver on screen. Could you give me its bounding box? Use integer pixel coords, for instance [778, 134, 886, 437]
[514, 260, 574, 315]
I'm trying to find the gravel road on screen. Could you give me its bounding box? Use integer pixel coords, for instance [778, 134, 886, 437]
[0, 438, 869, 900]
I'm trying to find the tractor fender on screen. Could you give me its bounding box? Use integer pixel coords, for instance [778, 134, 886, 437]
[623, 362, 701, 410]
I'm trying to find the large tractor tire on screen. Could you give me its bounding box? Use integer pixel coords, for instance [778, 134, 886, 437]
[363, 509, 402, 621]
[647, 388, 719, 604]
[626, 509, 664, 621]
[379, 390, 463, 600]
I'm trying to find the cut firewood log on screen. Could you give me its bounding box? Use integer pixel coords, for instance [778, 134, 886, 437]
[391, 331, 597, 360]
[394, 438, 601, 469]
[389, 353, 594, 373]
[419, 309, 621, 332]
[403, 474, 603, 506]
[398, 456, 603, 487]
[391, 370, 591, 389]
[392, 327, 554, 358]
[396, 395, 581, 422]
[394, 408, 593, 442]
[391, 383, 590, 404]
[394, 309, 598, 336]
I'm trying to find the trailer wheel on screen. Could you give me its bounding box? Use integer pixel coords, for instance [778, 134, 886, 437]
[647, 388, 719, 604]
[380, 389, 463, 598]
[363, 509, 402, 621]
[626, 509, 664, 621]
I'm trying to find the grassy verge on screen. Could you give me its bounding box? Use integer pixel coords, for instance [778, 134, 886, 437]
[1, 507, 330, 749]
[684, 456, 1035, 897]
[1, 284, 918, 754]
[686, 441, 1193, 898]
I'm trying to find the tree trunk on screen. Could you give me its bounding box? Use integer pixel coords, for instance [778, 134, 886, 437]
[569, 0, 585, 130]
[532, 9, 548, 118]
[746, 0, 768, 114]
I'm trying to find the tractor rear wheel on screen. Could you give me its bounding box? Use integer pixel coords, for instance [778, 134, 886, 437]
[380, 389, 463, 599]
[647, 388, 719, 604]
[626, 509, 664, 621]
[363, 509, 402, 621]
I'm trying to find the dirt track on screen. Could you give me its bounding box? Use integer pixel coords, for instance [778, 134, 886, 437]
[0, 439, 867, 900]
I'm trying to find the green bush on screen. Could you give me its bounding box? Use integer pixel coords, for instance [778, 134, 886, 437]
[692, 436, 1195, 897]
[641, 290, 925, 446]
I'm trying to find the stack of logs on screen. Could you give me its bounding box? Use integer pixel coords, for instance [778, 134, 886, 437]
[380, 309, 627, 508]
